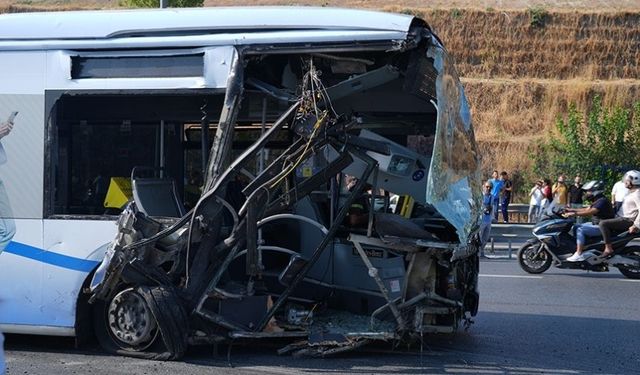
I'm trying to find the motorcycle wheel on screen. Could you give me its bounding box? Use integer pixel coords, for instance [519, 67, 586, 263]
[517, 241, 552, 274]
[618, 246, 640, 280]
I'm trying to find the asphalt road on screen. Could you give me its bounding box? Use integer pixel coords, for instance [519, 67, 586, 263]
[4, 259, 640, 375]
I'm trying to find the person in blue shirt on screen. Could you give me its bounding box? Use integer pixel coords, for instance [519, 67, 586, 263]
[479, 181, 494, 257]
[488, 170, 504, 222]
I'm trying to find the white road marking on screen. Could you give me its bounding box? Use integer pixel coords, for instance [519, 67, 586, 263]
[479, 274, 543, 279]
[620, 279, 640, 283]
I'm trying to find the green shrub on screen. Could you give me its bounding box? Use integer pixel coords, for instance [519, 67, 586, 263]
[533, 96, 640, 191]
[528, 6, 548, 28]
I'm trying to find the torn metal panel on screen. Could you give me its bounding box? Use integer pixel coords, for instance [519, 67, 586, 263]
[205, 47, 243, 190]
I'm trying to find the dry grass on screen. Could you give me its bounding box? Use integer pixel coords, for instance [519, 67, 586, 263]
[466, 78, 640, 138]
[394, 9, 640, 80]
[465, 78, 640, 176]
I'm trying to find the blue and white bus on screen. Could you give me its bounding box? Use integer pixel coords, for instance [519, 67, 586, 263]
[0, 7, 481, 360]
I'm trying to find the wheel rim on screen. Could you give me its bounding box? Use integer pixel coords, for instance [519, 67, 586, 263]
[620, 254, 640, 274]
[521, 244, 548, 270]
[107, 288, 158, 350]
[621, 266, 640, 274]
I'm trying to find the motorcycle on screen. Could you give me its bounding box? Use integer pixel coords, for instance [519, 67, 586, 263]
[517, 208, 640, 279]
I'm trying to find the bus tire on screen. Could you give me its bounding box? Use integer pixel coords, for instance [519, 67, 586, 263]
[93, 285, 188, 360]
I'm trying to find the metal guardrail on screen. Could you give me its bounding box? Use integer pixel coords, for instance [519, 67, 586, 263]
[486, 220, 640, 259]
[502, 203, 533, 224]
[486, 223, 534, 259]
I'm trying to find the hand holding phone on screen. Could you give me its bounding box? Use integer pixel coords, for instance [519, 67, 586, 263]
[7, 111, 18, 124]
[0, 111, 17, 139]
[0, 122, 12, 139]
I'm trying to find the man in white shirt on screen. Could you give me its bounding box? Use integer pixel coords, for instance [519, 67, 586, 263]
[528, 180, 544, 223]
[599, 170, 640, 257]
[611, 176, 629, 214]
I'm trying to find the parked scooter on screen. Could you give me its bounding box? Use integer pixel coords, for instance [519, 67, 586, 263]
[517, 207, 640, 279]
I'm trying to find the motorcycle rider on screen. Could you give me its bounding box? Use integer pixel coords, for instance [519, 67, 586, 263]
[565, 180, 615, 262]
[599, 170, 640, 257]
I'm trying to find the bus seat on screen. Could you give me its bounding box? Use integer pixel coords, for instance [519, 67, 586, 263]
[132, 176, 186, 218]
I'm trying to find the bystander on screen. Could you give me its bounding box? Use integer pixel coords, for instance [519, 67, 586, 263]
[488, 170, 504, 222]
[611, 175, 629, 214]
[552, 174, 568, 208]
[500, 171, 513, 223]
[528, 180, 544, 223]
[480, 181, 493, 257]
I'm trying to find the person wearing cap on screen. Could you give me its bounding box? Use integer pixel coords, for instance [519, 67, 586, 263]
[565, 181, 614, 262]
[599, 170, 640, 257]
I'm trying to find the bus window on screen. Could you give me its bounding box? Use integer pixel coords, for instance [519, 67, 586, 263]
[45, 93, 224, 217]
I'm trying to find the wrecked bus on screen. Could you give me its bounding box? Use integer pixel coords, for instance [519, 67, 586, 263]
[0, 7, 481, 359]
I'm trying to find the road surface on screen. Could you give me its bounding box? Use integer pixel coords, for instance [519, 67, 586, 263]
[4, 259, 640, 374]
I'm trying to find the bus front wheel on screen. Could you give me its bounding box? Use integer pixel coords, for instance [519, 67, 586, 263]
[93, 285, 188, 360]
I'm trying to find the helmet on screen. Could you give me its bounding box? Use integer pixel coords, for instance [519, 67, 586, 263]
[625, 170, 640, 186]
[582, 180, 604, 197]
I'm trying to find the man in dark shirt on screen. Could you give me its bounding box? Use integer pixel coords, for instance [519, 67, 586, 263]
[568, 175, 584, 223]
[565, 181, 614, 261]
[500, 171, 512, 223]
[568, 175, 584, 207]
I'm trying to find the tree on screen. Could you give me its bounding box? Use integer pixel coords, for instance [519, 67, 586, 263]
[120, 0, 204, 8]
[533, 96, 640, 189]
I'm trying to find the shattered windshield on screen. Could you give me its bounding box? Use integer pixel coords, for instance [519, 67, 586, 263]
[426, 41, 481, 247]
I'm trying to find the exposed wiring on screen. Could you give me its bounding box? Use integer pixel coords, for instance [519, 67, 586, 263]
[269, 113, 325, 189]
[269, 57, 333, 190]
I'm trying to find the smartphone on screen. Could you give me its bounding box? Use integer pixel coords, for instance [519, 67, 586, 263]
[7, 111, 18, 123]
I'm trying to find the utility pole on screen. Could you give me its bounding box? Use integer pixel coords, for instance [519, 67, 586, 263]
[160, 0, 168, 8]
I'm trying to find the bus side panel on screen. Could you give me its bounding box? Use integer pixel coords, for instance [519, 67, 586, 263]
[0, 220, 43, 327]
[40, 219, 117, 328]
[0, 53, 45, 223]
[0, 51, 46, 330]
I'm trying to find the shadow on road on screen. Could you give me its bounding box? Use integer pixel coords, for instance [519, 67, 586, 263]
[6, 311, 637, 374]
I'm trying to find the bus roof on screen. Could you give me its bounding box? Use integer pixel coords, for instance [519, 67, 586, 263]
[0, 7, 416, 41]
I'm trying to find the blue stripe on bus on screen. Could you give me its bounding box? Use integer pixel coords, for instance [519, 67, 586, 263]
[3, 241, 99, 272]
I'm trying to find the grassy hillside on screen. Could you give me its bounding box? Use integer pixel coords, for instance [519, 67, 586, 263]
[406, 8, 640, 183]
[1, 1, 638, 192]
